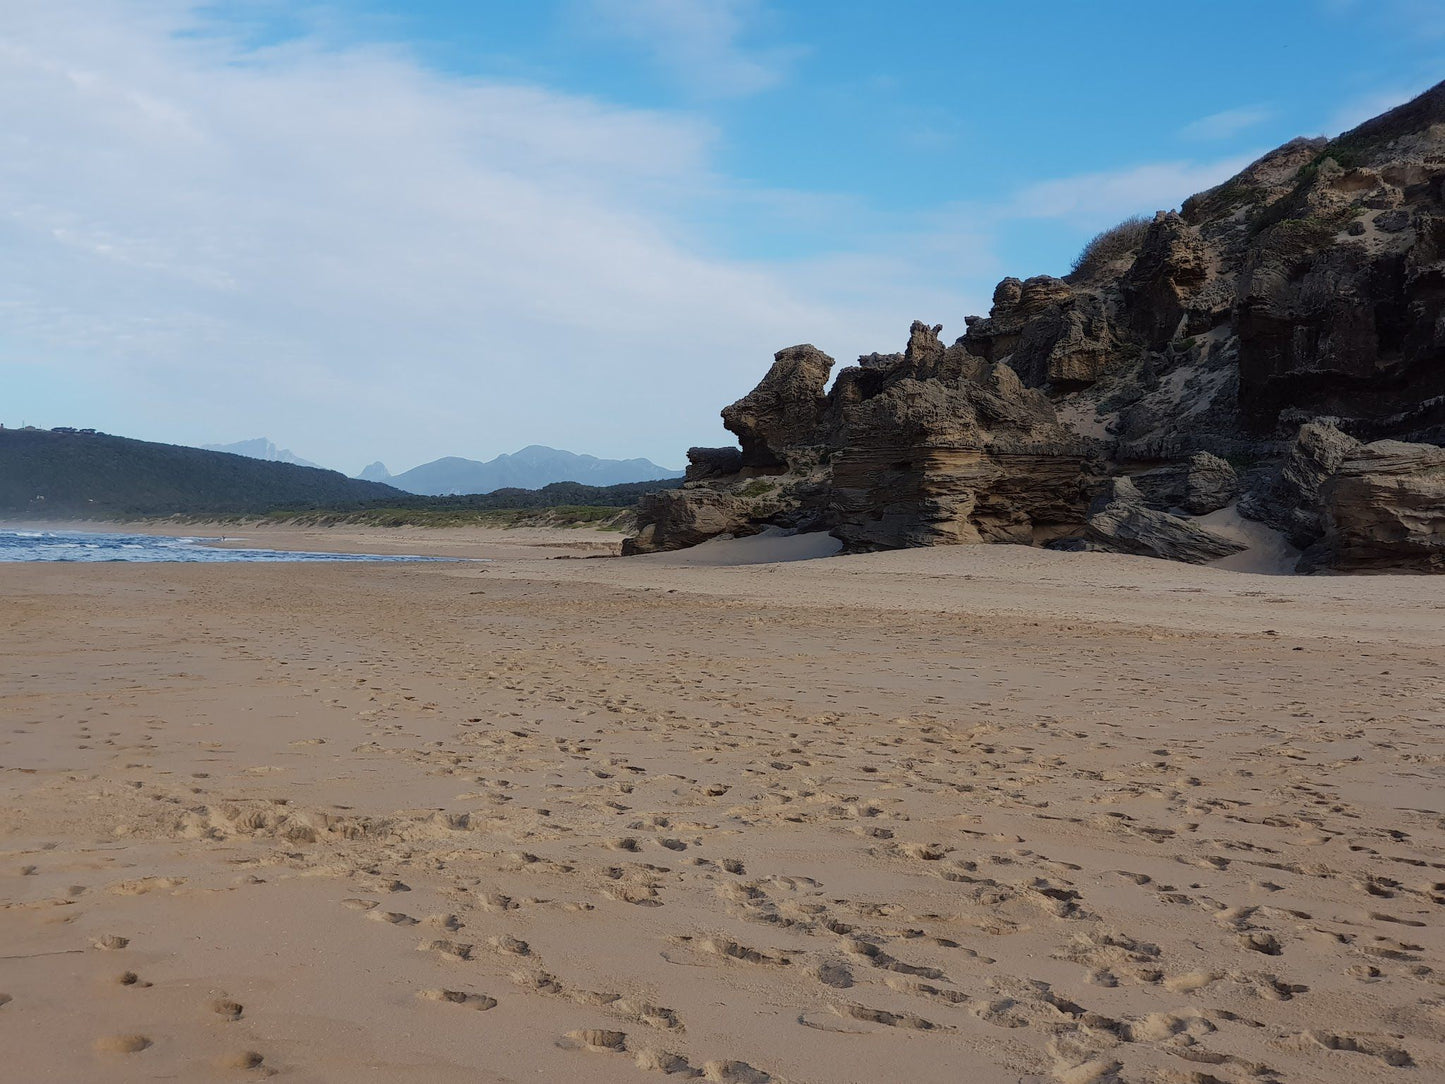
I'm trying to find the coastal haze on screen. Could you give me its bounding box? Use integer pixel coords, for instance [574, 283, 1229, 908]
[5, 3, 1445, 1084]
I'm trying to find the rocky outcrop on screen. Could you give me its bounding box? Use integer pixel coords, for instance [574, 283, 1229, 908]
[1237, 421, 1445, 571]
[1085, 478, 1247, 564]
[622, 488, 777, 556]
[1239, 422, 1362, 548]
[627, 83, 1445, 571]
[1127, 452, 1239, 515]
[628, 323, 1103, 555]
[720, 345, 834, 470]
[1314, 441, 1445, 572]
[964, 276, 1119, 388]
[683, 446, 743, 482]
[1183, 453, 1240, 515]
[1317, 442, 1445, 578]
[826, 353, 1099, 550]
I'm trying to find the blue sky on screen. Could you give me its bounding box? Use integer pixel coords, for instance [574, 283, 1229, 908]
[3, 1, 1442, 472]
[227, 0, 1445, 272]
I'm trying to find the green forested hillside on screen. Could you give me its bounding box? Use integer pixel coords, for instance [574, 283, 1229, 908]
[0, 429, 401, 516]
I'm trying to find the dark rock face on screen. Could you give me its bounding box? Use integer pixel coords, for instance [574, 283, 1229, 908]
[684, 446, 743, 482]
[1239, 422, 1362, 549]
[1120, 214, 1210, 348]
[627, 83, 1445, 571]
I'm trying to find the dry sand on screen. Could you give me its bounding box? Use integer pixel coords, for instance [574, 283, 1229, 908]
[3, 526, 1445, 1083]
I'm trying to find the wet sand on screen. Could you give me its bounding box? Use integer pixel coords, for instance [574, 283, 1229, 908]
[3, 527, 1444, 1082]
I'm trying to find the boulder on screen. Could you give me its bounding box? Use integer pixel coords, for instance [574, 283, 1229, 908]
[622, 490, 766, 555]
[684, 446, 743, 482]
[1087, 478, 1248, 564]
[1306, 440, 1445, 572]
[1111, 452, 1238, 515]
[1183, 452, 1240, 514]
[1239, 422, 1363, 548]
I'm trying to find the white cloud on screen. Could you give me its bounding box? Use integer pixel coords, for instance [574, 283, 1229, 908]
[1005, 155, 1259, 228]
[574, 0, 800, 98]
[1178, 105, 1274, 141]
[0, 0, 902, 471]
[0, 1, 1321, 476]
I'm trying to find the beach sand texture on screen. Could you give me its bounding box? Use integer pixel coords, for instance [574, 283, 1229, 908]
[3, 528, 1444, 1082]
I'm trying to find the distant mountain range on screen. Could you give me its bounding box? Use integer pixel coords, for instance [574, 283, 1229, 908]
[361, 445, 683, 496]
[1, 429, 398, 516]
[201, 437, 321, 469]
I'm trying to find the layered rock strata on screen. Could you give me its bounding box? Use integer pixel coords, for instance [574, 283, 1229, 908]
[627, 83, 1445, 572]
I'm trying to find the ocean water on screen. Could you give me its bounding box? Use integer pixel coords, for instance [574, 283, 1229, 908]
[0, 528, 454, 563]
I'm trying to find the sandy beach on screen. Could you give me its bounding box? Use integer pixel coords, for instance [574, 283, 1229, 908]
[3, 526, 1445, 1082]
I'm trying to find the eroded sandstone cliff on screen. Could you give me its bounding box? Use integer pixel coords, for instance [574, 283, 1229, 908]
[626, 83, 1445, 572]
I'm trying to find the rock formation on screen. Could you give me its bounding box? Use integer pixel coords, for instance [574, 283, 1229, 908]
[627, 83, 1445, 572]
[1084, 478, 1247, 565]
[1242, 422, 1445, 572]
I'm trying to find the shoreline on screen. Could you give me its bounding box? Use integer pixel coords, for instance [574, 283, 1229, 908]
[7, 518, 1445, 642]
[1, 518, 625, 561]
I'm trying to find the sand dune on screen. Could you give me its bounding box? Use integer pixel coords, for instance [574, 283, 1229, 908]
[2, 527, 1443, 1082]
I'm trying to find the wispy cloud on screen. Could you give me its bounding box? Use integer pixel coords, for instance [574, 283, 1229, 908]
[3, 1, 1365, 473]
[0, 0, 877, 468]
[1005, 155, 1258, 226]
[1178, 104, 1274, 141]
[1327, 80, 1438, 134]
[1322, 0, 1445, 36]
[574, 0, 801, 98]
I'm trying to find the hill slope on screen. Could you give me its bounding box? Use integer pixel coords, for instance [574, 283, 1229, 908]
[0, 429, 401, 517]
[383, 445, 682, 495]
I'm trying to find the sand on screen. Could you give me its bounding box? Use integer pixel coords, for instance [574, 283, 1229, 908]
[3, 526, 1444, 1082]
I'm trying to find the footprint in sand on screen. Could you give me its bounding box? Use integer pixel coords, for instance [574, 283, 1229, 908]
[566, 1029, 628, 1052]
[634, 1048, 695, 1074]
[108, 876, 186, 895]
[418, 989, 497, 1010]
[212, 999, 244, 1020]
[419, 939, 473, 960]
[214, 1050, 267, 1072]
[367, 910, 419, 926]
[94, 1034, 151, 1054]
[701, 1060, 774, 1083]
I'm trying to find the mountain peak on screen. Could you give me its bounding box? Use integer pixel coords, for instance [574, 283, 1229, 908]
[357, 461, 391, 482]
[202, 437, 321, 471]
[382, 446, 682, 496]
